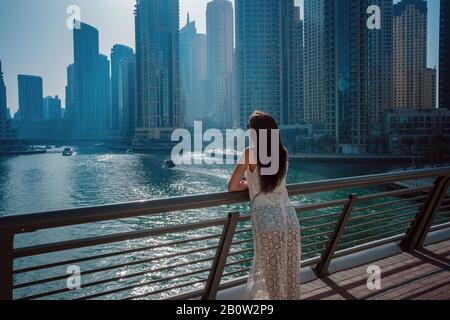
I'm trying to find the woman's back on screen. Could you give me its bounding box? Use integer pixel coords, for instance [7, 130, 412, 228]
[244, 163, 290, 208]
[228, 111, 301, 300]
[244, 160, 301, 300]
[244, 146, 290, 206]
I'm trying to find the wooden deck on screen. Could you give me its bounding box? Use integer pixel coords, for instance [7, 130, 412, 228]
[302, 239, 450, 300]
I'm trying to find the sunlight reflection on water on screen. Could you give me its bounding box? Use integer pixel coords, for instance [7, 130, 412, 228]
[0, 148, 399, 299]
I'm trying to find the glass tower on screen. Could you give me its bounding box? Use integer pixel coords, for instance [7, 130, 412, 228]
[111, 45, 134, 133]
[118, 55, 137, 138]
[236, 0, 297, 127]
[0, 61, 16, 141]
[440, 0, 450, 110]
[206, 0, 234, 129]
[135, 0, 180, 142]
[324, 0, 369, 153]
[18, 75, 43, 120]
[72, 22, 111, 138]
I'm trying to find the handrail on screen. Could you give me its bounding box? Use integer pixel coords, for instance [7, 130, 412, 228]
[1, 166, 450, 301]
[1, 166, 449, 234]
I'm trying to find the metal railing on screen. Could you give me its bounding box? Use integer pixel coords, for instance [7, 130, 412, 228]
[1, 167, 450, 300]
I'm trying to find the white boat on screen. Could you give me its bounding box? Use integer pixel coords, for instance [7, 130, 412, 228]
[62, 148, 73, 156]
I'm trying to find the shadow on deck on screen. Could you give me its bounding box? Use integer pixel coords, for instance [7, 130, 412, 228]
[302, 239, 450, 300]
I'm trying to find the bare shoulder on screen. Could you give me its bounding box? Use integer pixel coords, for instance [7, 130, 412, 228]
[238, 148, 251, 165]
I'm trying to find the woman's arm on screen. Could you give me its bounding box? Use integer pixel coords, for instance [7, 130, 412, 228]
[228, 149, 250, 192]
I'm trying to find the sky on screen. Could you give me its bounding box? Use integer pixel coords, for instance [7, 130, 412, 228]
[0, 0, 440, 114]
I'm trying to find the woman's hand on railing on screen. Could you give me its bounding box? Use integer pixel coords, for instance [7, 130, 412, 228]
[228, 149, 250, 193]
[228, 179, 249, 193]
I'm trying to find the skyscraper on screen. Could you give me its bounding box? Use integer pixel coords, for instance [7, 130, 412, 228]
[197, 33, 208, 122]
[43, 95, 62, 120]
[420, 67, 437, 109]
[135, 0, 180, 143]
[18, 75, 43, 120]
[236, 0, 296, 127]
[111, 45, 134, 132]
[97, 54, 111, 132]
[304, 0, 371, 153]
[440, 0, 450, 110]
[118, 55, 137, 138]
[367, 0, 393, 152]
[0, 61, 6, 124]
[72, 22, 111, 138]
[304, 0, 325, 126]
[0, 61, 16, 141]
[207, 0, 234, 129]
[393, 0, 428, 109]
[197, 34, 207, 84]
[180, 14, 204, 126]
[289, 6, 304, 125]
[325, 0, 369, 153]
[65, 64, 75, 122]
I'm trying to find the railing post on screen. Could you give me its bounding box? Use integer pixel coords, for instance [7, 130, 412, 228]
[202, 212, 240, 300]
[0, 232, 14, 300]
[401, 175, 450, 251]
[315, 194, 358, 277]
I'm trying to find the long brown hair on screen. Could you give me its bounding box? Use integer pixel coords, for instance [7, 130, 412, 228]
[248, 111, 288, 193]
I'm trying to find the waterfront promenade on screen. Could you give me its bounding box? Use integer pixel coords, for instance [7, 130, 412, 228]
[0, 167, 449, 300]
[301, 239, 450, 300]
[290, 153, 418, 163]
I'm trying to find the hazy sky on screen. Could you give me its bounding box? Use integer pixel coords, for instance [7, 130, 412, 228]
[0, 0, 439, 114]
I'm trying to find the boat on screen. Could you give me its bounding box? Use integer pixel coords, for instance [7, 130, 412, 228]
[205, 148, 241, 158]
[164, 159, 176, 168]
[62, 148, 73, 157]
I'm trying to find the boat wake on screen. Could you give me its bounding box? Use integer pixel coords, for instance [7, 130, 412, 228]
[170, 166, 230, 180]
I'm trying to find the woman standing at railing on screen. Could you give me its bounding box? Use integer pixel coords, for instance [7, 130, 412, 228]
[228, 111, 301, 300]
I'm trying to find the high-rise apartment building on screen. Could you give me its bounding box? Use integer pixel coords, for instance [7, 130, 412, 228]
[440, 0, 450, 110]
[72, 22, 111, 137]
[289, 6, 304, 125]
[135, 0, 180, 142]
[367, 0, 393, 151]
[236, 0, 297, 127]
[206, 0, 234, 129]
[0, 61, 17, 141]
[304, 0, 394, 153]
[111, 45, 134, 132]
[420, 67, 437, 109]
[304, 0, 325, 126]
[43, 95, 62, 120]
[18, 75, 43, 120]
[197, 33, 208, 123]
[324, 0, 369, 153]
[180, 14, 208, 127]
[118, 55, 137, 138]
[393, 0, 428, 109]
[65, 64, 75, 122]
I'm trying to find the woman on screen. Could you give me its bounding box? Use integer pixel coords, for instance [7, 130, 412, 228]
[228, 111, 301, 300]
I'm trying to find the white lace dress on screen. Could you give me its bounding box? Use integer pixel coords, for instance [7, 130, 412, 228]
[244, 165, 301, 300]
